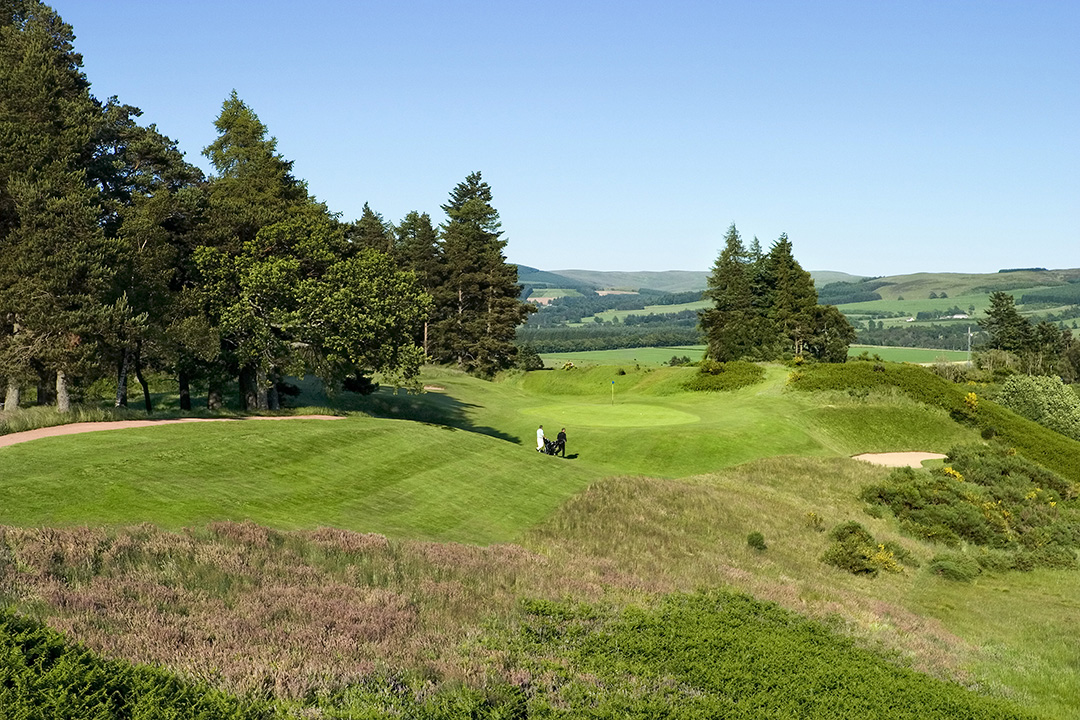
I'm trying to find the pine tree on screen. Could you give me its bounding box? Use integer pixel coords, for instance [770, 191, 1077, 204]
[429, 172, 533, 375]
[349, 202, 394, 255]
[0, 1, 120, 411]
[981, 292, 1030, 353]
[395, 210, 440, 353]
[700, 224, 757, 361]
[199, 92, 316, 408]
[765, 233, 818, 356]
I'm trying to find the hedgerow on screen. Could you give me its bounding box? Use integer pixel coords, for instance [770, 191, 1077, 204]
[681, 359, 766, 392]
[787, 362, 1080, 483]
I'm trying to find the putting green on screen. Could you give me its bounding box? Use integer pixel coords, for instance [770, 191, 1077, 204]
[522, 403, 699, 428]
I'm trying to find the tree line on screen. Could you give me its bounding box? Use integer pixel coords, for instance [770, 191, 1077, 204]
[0, 2, 531, 413]
[980, 292, 1080, 380]
[699, 225, 855, 363]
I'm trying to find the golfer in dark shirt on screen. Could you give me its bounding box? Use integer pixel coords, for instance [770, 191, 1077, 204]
[556, 428, 567, 457]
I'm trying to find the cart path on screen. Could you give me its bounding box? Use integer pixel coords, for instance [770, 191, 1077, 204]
[0, 415, 344, 449]
[852, 451, 947, 467]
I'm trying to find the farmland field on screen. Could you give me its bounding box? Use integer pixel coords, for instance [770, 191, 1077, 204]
[541, 344, 970, 366]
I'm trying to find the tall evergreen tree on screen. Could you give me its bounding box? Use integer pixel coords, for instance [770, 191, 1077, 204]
[199, 92, 316, 408]
[0, 0, 120, 411]
[349, 202, 394, 255]
[395, 210, 440, 353]
[765, 233, 818, 356]
[981, 292, 1030, 353]
[429, 172, 533, 375]
[701, 224, 757, 361]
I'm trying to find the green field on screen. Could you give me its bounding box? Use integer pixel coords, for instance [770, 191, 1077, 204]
[2, 363, 1079, 717]
[541, 345, 706, 366]
[848, 345, 971, 363]
[542, 344, 970, 367]
[570, 298, 709, 324]
[526, 287, 582, 299]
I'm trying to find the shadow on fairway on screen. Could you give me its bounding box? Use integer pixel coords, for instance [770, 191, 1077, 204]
[353, 386, 521, 445]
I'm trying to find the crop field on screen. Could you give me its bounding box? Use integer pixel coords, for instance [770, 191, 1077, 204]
[2, 363, 1079, 717]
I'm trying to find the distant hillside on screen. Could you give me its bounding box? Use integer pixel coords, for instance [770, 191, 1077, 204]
[826, 269, 1080, 303]
[527, 268, 864, 294]
[551, 269, 709, 293]
[809, 270, 866, 286]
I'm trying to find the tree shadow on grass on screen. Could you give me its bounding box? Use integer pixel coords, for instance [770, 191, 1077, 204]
[295, 379, 521, 445]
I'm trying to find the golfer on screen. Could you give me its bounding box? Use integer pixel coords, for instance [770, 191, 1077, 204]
[536, 424, 546, 452]
[556, 428, 567, 457]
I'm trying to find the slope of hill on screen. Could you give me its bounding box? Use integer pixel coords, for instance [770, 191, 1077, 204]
[3, 364, 1079, 717]
[551, 268, 709, 293]
[829, 269, 1080, 302]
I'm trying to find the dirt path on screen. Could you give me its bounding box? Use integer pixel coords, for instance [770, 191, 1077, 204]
[852, 451, 947, 467]
[0, 415, 343, 449]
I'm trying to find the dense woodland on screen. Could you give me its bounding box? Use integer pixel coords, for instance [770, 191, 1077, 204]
[0, 2, 533, 413]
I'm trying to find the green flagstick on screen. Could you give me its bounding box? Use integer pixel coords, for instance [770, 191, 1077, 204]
[611, 380, 614, 405]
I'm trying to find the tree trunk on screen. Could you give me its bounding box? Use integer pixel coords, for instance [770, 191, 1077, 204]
[4, 380, 18, 411]
[37, 371, 56, 406]
[207, 381, 223, 410]
[457, 286, 464, 368]
[255, 368, 268, 410]
[56, 370, 70, 413]
[134, 346, 152, 414]
[239, 366, 257, 411]
[267, 373, 280, 411]
[178, 370, 192, 411]
[115, 349, 130, 407]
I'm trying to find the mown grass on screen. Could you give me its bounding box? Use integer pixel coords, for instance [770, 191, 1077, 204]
[540, 344, 706, 367]
[0, 417, 594, 544]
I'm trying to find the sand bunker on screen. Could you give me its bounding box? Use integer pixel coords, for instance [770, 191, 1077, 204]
[852, 451, 947, 467]
[0, 415, 342, 449]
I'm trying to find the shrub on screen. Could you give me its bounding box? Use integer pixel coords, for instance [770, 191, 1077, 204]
[928, 552, 981, 582]
[996, 374, 1080, 441]
[805, 511, 826, 532]
[681, 360, 765, 392]
[747, 531, 767, 551]
[821, 522, 902, 577]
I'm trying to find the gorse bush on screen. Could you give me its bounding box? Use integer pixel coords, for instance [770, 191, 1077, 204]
[747, 531, 767, 550]
[681, 359, 766, 392]
[860, 445, 1080, 575]
[821, 521, 902, 577]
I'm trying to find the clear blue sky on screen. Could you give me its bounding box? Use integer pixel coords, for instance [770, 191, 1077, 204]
[52, 0, 1078, 276]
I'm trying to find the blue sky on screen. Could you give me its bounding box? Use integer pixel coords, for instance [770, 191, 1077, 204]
[52, 1, 1078, 276]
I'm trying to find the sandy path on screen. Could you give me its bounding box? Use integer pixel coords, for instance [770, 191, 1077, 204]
[0, 415, 343, 449]
[852, 451, 947, 467]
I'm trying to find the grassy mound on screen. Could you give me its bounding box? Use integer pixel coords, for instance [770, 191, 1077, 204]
[789, 362, 1080, 483]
